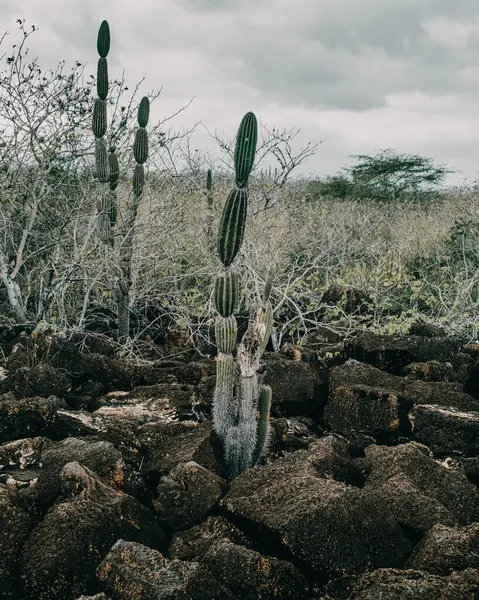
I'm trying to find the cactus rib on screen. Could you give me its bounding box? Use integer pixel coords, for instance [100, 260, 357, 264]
[217, 188, 248, 267]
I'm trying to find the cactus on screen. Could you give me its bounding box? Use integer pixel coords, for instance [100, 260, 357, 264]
[97, 58, 108, 100]
[234, 112, 258, 188]
[217, 188, 248, 267]
[212, 112, 273, 479]
[133, 127, 148, 164]
[92, 21, 113, 244]
[205, 168, 214, 248]
[108, 146, 119, 191]
[251, 385, 272, 465]
[91, 21, 150, 340]
[214, 272, 239, 317]
[117, 95, 150, 340]
[138, 96, 150, 128]
[206, 168, 212, 198]
[97, 20, 110, 58]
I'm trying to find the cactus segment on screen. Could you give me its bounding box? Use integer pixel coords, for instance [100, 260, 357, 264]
[252, 385, 272, 466]
[97, 20, 110, 58]
[234, 112, 258, 188]
[132, 164, 145, 197]
[217, 188, 248, 267]
[108, 192, 117, 227]
[215, 316, 237, 354]
[137, 96, 150, 128]
[108, 149, 119, 191]
[212, 112, 261, 479]
[259, 305, 273, 356]
[133, 128, 148, 164]
[92, 99, 107, 138]
[95, 138, 109, 183]
[214, 272, 239, 317]
[212, 353, 237, 439]
[97, 58, 108, 100]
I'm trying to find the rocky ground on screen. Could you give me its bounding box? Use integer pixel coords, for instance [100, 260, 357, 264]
[0, 321, 478, 599]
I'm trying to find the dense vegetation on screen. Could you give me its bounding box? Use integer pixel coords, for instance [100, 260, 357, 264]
[0, 19, 478, 349]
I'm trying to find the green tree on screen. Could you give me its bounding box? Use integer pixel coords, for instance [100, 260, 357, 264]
[306, 149, 453, 203]
[345, 149, 453, 202]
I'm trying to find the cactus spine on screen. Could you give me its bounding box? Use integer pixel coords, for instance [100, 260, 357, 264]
[212, 112, 273, 479]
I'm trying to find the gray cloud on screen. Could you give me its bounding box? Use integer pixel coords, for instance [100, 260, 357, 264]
[2, 0, 479, 185]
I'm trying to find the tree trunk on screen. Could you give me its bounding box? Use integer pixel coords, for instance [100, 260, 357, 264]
[0, 255, 27, 322]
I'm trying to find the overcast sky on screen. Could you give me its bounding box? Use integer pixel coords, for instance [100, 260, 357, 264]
[3, 0, 479, 186]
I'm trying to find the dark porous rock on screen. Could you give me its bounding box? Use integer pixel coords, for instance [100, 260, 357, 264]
[261, 353, 323, 419]
[35, 437, 125, 507]
[0, 323, 35, 357]
[177, 358, 216, 385]
[96, 382, 197, 413]
[303, 325, 345, 346]
[201, 540, 312, 599]
[465, 357, 479, 400]
[305, 435, 365, 487]
[68, 331, 117, 356]
[406, 523, 479, 575]
[344, 431, 376, 458]
[363, 443, 479, 525]
[21, 462, 166, 600]
[0, 436, 51, 471]
[349, 567, 479, 600]
[0, 393, 65, 443]
[140, 421, 222, 478]
[345, 330, 468, 374]
[316, 344, 345, 369]
[362, 471, 457, 535]
[326, 382, 401, 438]
[49, 390, 183, 465]
[325, 360, 405, 438]
[402, 360, 465, 383]
[409, 320, 447, 338]
[320, 574, 359, 599]
[163, 329, 195, 361]
[409, 404, 479, 455]
[0, 436, 52, 488]
[330, 359, 405, 391]
[402, 381, 479, 412]
[47, 337, 170, 393]
[463, 457, 479, 486]
[1, 363, 72, 400]
[97, 539, 235, 600]
[0, 485, 37, 598]
[168, 516, 251, 561]
[221, 438, 412, 579]
[269, 416, 323, 456]
[5, 338, 33, 374]
[321, 284, 371, 314]
[153, 461, 226, 530]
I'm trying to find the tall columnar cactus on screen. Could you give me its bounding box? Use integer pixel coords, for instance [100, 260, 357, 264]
[91, 21, 150, 340]
[117, 96, 150, 340]
[92, 20, 117, 245]
[212, 112, 273, 479]
[205, 168, 214, 245]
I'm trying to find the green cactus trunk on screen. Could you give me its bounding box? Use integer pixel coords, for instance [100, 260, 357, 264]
[117, 96, 150, 341]
[211, 111, 273, 480]
[206, 168, 214, 248]
[91, 22, 150, 342]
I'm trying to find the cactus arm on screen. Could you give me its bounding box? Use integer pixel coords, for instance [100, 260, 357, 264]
[252, 385, 272, 466]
